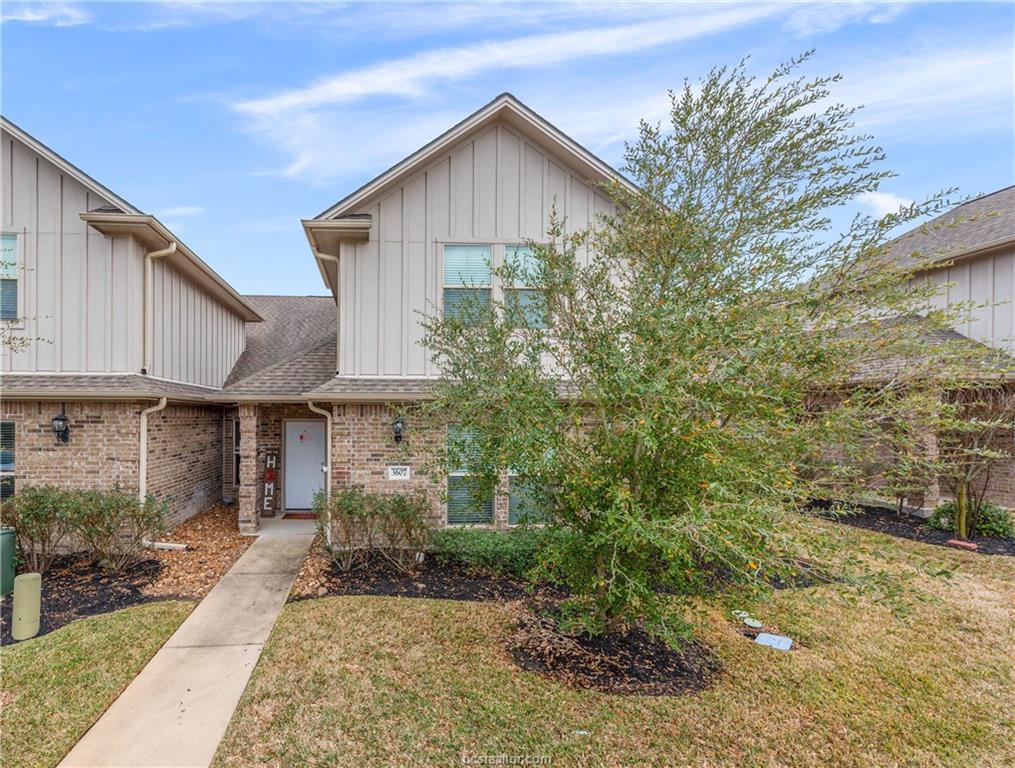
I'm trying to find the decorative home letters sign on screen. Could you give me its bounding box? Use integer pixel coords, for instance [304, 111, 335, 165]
[263, 452, 279, 511]
[387, 465, 411, 481]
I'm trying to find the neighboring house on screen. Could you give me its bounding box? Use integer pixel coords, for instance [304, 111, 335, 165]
[884, 187, 1015, 509]
[1, 95, 631, 532]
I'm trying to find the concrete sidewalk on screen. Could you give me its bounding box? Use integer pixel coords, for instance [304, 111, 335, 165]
[60, 530, 314, 768]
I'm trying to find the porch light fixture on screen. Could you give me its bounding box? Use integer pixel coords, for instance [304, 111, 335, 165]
[392, 415, 405, 444]
[51, 405, 70, 443]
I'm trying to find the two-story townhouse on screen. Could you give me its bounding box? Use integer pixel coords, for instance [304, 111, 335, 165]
[1, 95, 635, 534]
[3, 98, 1011, 538]
[0, 116, 263, 522]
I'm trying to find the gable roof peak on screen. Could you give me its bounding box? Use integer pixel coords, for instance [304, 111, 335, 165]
[313, 92, 637, 221]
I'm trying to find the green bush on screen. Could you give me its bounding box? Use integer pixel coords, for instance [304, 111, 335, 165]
[65, 487, 168, 571]
[315, 487, 432, 573]
[1, 486, 74, 572]
[928, 500, 1015, 540]
[427, 527, 562, 579]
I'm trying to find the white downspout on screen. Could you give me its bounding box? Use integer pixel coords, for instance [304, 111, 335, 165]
[306, 400, 333, 547]
[138, 397, 168, 504]
[142, 242, 177, 375]
[314, 249, 341, 375]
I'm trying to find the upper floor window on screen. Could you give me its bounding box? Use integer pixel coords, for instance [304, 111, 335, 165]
[0, 421, 14, 501]
[443, 244, 491, 324]
[1, 234, 17, 322]
[504, 245, 547, 329]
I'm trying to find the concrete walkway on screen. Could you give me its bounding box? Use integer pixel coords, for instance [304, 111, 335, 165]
[60, 527, 314, 768]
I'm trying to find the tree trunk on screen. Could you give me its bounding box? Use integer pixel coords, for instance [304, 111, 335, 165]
[955, 482, 971, 540]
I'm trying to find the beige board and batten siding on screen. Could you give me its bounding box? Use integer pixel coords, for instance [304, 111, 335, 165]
[2, 127, 145, 374]
[1, 125, 247, 387]
[338, 122, 615, 377]
[919, 247, 1015, 355]
[150, 256, 246, 388]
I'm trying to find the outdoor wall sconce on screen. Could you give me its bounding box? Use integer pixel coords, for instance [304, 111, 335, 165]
[392, 415, 405, 444]
[51, 405, 70, 443]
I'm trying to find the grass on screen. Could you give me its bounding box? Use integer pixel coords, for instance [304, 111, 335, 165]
[215, 524, 1015, 768]
[0, 600, 193, 768]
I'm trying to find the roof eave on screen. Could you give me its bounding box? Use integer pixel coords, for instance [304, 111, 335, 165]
[80, 212, 263, 322]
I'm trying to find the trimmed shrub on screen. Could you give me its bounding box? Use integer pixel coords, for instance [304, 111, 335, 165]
[316, 487, 432, 573]
[928, 500, 1015, 540]
[66, 487, 168, 571]
[377, 492, 430, 572]
[427, 527, 560, 579]
[1, 486, 74, 572]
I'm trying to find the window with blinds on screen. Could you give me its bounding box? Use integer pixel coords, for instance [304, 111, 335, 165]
[508, 475, 548, 524]
[443, 244, 491, 323]
[0, 421, 14, 501]
[1, 234, 17, 322]
[446, 425, 494, 525]
[505, 245, 547, 329]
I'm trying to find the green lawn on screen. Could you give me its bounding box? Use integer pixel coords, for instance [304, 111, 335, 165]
[0, 600, 194, 768]
[215, 526, 1015, 768]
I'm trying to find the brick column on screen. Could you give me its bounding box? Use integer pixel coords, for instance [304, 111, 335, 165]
[238, 403, 259, 534]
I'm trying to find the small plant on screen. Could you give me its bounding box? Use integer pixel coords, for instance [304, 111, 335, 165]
[1, 485, 74, 572]
[66, 487, 167, 571]
[314, 487, 376, 571]
[928, 500, 1014, 540]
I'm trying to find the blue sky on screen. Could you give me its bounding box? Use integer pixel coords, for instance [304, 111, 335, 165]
[2, 1, 1012, 296]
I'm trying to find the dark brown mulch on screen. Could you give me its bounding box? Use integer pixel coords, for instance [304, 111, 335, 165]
[506, 603, 719, 696]
[1, 555, 162, 646]
[290, 545, 555, 603]
[811, 500, 1015, 556]
[0, 505, 252, 645]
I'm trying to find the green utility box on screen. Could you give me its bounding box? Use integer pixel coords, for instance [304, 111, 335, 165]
[0, 527, 14, 596]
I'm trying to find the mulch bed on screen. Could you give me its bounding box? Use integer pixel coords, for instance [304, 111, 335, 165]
[0, 555, 164, 646]
[812, 501, 1015, 556]
[1, 505, 251, 645]
[291, 543, 554, 603]
[507, 602, 720, 696]
[295, 543, 719, 696]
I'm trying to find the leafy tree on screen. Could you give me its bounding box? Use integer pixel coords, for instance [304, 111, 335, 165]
[420, 54, 995, 645]
[933, 387, 1015, 540]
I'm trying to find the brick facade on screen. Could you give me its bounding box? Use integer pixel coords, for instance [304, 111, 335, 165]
[1, 400, 142, 494]
[145, 404, 224, 524]
[234, 400, 523, 532]
[1, 399, 226, 524]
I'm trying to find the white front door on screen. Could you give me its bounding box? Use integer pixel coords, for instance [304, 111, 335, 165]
[284, 420, 326, 510]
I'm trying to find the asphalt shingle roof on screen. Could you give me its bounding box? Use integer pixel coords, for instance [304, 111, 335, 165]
[224, 295, 335, 388]
[0, 374, 219, 399]
[885, 186, 1015, 270]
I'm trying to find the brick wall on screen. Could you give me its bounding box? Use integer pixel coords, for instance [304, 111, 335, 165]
[222, 407, 238, 504]
[1, 400, 142, 494]
[1, 399, 226, 525]
[145, 403, 224, 524]
[330, 403, 515, 528]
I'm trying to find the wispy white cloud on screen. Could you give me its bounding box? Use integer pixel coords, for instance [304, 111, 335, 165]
[1, 1, 90, 26]
[783, 1, 910, 36]
[235, 4, 783, 117]
[835, 41, 1013, 137]
[231, 4, 788, 183]
[857, 190, 914, 217]
[156, 205, 206, 218]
